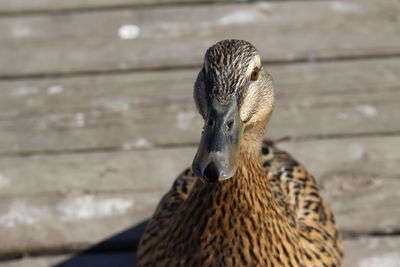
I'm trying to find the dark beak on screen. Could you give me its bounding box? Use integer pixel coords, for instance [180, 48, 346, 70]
[192, 98, 243, 183]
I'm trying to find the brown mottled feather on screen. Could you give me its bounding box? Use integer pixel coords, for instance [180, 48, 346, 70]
[138, 140, 343, 266]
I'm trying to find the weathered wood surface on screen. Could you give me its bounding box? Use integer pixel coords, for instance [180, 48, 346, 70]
[1, 57, 399, 154]
[1, 0, 400, 76]
[1, 136, 399, 197]
[0, 136, 399, 254]
[0, 252, 137, 267]
[1, 236, 400, 267]
[0, 192, 153, 254]
[344, 236, 400, 267]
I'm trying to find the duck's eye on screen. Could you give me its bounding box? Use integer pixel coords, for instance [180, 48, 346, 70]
[250, 67, 260, 81]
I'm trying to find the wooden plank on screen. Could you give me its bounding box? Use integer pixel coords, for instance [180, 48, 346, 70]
[0, 192, 156, 254]
[0, 0, 400, 76]
[0, 147, 195, 197]
[0, 252, 137, 267]
[0, 58, 399, 154]
[0, 135, 399, 198]
[1, 236, 400, 267]
[344, 236, 400, 267]
[0, 136, 399, 253]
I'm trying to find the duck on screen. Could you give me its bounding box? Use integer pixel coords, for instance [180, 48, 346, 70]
[137, 39, 343, 266]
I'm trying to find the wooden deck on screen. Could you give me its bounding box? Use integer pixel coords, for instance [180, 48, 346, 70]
[0, 0, 399, 266]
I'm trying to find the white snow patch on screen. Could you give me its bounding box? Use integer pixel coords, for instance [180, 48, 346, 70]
[47, 85, 64, 95]
[358, 253, 400, 267]
[0, 174, 10, 189]
[0, 202, 48, 228]
[331, 2, 361, 13]
[118, 24, 140, 39]
[176, 111, 196, 130]
[11, 25, 31, 38]
[135, 138, 152, 148]
[356, 105, 377, 117]
[75, 112, 85, 127]
[58, 195, 133, 221]
[12, 86, 40, 96]
[336, 112, 349, 120]
[219, 10, 261, 25]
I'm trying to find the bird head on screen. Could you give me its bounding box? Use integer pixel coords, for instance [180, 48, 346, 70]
[192, 39, 274, 183]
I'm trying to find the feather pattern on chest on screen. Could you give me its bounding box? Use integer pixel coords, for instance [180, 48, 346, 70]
[162, 153, 303, 266]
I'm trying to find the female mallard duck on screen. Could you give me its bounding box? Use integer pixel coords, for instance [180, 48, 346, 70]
[137, 39, 343, 266]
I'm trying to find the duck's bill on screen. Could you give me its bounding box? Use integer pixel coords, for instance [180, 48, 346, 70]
[192, 98, 243, 183]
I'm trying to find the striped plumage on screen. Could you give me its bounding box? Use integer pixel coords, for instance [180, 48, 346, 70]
[137, 40, 343, 266]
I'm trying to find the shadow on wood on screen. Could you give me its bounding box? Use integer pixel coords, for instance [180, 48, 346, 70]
[53, 221, 148, 267]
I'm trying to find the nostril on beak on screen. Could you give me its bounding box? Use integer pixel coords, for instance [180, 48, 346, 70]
[203, 162, 219, 183]
[226, 119, 234, 132]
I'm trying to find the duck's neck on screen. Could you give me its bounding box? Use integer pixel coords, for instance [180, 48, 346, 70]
[189, 149, 278, 217]
[169, 140, 301, 264]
